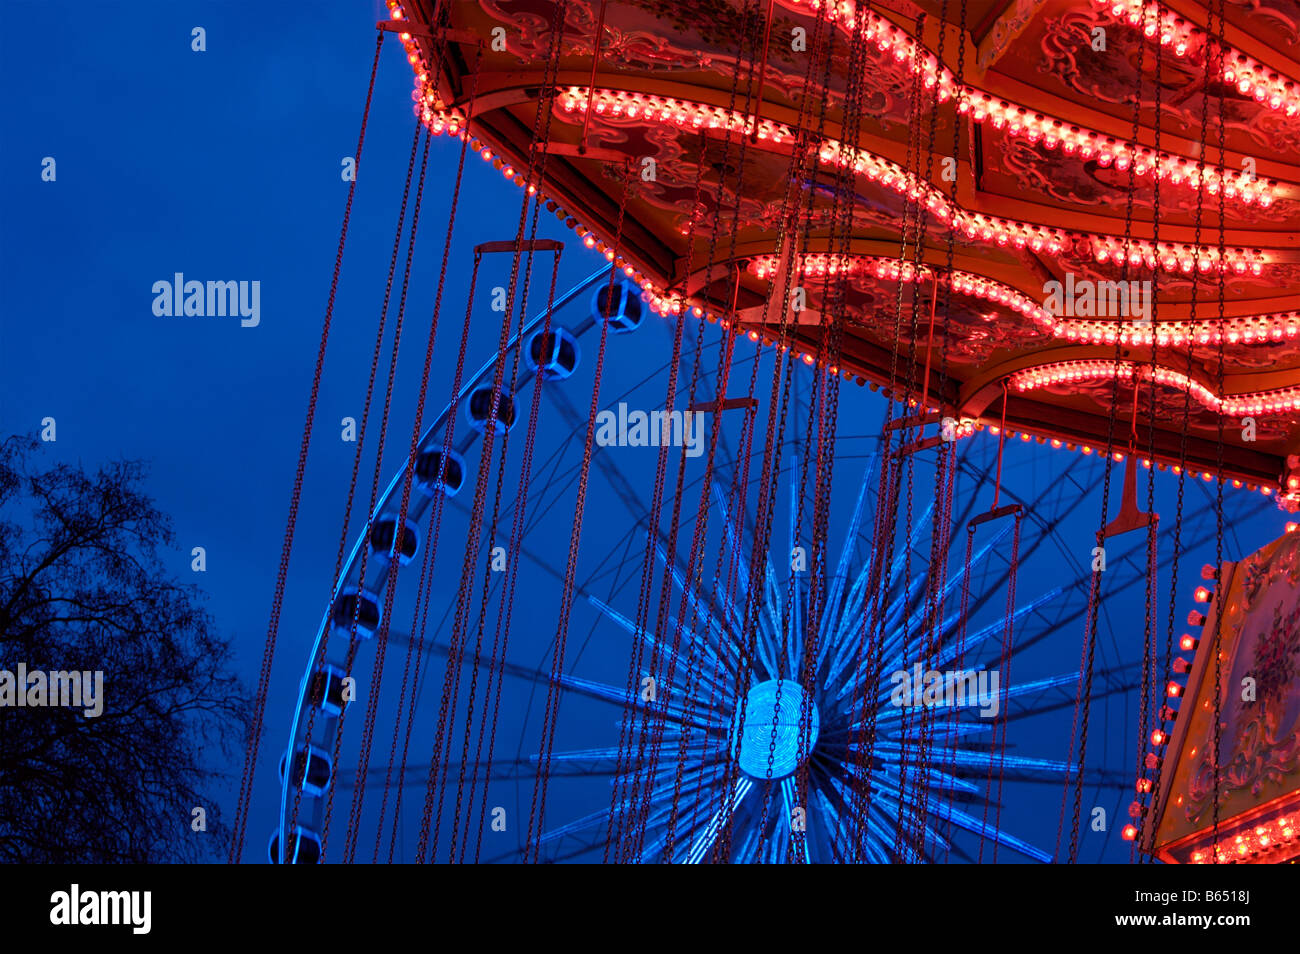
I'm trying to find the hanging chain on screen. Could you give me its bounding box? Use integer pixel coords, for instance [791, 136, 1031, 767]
[342, 124, 433, 864]
[319, 119, 425, 861]
[238, 31, 385, 864]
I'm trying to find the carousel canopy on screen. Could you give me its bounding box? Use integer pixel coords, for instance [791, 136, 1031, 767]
[394, 0, 1300, 493]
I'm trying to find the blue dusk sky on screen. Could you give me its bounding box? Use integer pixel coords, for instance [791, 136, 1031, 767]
[1, 0, 1285, 863]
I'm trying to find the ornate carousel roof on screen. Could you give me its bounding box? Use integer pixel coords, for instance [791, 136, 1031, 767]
[392, 0, 1300, 493]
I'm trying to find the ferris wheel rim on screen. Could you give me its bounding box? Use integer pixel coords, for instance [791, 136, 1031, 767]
[274, 262, 620, 862]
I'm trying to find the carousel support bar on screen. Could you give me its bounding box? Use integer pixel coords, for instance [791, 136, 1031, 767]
[750, 0, 779, 144]
[542, 142, 630, 164]
[579, 0, 610, 156]
[885, 411, 942, 431]
[890, 435, 945, 459]
[969, 503, 1023, 528]
[688, 397, 760, 413]
[1097, 453, 1159, 541]
[376, 20, 477, 44]
[475, 239, 565, 255]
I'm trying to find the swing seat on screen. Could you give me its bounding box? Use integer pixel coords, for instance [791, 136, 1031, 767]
[369, 517, 420, 565]
[268, 826, 321, 864]
[529, 326, 581, 379]
[330, 588, 382, 640]
[279, 745, 333, 798]
[414, 447, 465, 496]
[591, 281, 643, 333]
[467, 386, 517, 434]
[311, 665, 350, 717]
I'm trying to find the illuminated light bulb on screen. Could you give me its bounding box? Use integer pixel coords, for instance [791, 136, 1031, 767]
[1121, 824, 1138, 841]
[1193, 586, 1211, 602]
[1151, 729, 1166, 746]
[1167, 681, 1182, 697]
[1180, 634, 1197, 651]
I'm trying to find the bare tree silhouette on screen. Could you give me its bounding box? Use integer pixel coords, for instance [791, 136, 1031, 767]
[0, 435, 249, 862]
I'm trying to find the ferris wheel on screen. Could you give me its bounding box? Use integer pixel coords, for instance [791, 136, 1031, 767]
[266, 263, 1268, 864]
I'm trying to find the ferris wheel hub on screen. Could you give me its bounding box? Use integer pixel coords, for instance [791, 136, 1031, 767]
[731, 680, 820, 780]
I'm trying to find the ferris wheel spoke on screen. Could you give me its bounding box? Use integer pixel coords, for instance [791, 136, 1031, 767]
[873, 786, 999, 862]
[648, 534, 746, 669]
[811, 785, 851, 863]
[961, 587, 1077, 665]
[822, 553, 885, 689]
[847, 737, 1074, 784]
[586, 594, 735, 694]
[882, 499, 937, 599]
[530, 746, 628, 768]
[912, 584, 1070, 685]
[440, 489, 729, 696]
[1004, 531, 1162, 667]
[930, 799, 1052, 863]
[944, 451, 1097, 628]
[830, 580, 1043, 708]
[925, 589, 1067, 675]
[876, 573, 928, 658]
[1001, 663, 1140, 722]
[773, 776, 808, 864]
[610, 762, 727, 851]
[637, 769, 736, 862]
[842, 759, 982, 863]
[824, 773, 924, 861]
[710, 483, 784, 672]
[543, 387, 730, 617]
[681, 776, 754, 864]
[712, 483, 757, 616]
[814, 453, 881, 672]
[666, 610, 746, 682]
[388, 630, 718, 731]
[919, 768, 982, 796]
[927, 520, 1017, 622]
[537, 805, 616, 848]
[783, 480, 803, 678]
[335, 756, 620, 799]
